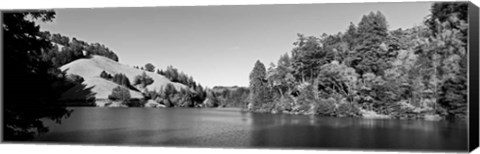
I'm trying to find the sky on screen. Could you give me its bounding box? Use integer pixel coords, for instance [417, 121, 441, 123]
[38, 2, 433, 88]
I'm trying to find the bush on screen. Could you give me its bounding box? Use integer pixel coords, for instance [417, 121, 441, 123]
[66, 74, 84, 84]
[313, 98, 336, 116]
[133, 72, 154, 88]
[100, 70, 112, 79]
[203, 98, 219, 108]
[293, 84, 316, 113]
[108, 86, 131, 105]
[144, 63, 155, 72]
[278, 95, 295, 111]
[112, 73, 131, 87]
[177, 88, 194, 107]
[336, 102, 361, 117]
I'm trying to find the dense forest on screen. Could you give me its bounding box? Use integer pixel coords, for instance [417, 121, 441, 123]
[39, 32, 119, 67]
[247, 2, 468, 120]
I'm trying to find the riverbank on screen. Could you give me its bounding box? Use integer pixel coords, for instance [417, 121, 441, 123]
[242, 106, 444, 121]
[58, 99, 444, 121]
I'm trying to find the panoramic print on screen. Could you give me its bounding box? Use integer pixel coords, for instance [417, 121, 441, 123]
[2, 1, 470, 152]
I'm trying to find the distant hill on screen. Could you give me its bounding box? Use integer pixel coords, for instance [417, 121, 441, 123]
[59, 55, 188, 101]
[212, 86, 246, 92]
[211, 86, 249, 108]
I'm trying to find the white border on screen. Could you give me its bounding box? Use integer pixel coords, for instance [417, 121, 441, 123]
[1, 0, 479, 154]
[0, 0, 475, 9]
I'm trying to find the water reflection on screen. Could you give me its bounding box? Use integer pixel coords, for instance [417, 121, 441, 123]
[31, 108, 467, 151]
[247, 113, 467, 151]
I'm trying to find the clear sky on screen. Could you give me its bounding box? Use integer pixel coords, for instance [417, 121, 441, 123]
[38, 2, 433, 88]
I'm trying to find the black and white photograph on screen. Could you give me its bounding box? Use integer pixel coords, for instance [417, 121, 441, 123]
[1, 1, 478, 153]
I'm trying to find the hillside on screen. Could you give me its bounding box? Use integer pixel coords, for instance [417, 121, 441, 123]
[59, 55, 188, 101]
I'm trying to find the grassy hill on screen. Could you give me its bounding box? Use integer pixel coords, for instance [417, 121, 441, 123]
[59, 55, 188, 101]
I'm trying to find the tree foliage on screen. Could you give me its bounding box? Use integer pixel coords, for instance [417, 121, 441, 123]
[39, 32, 119, 67]
[248, 60, 272, 110]
[3, 10, 74, 140]
[133, 72, 154, 88]
[108, 86, 131, 104]
[144, 63, 155, 72]
[111, 73, 131, 87]
[246, 3, 468, 120]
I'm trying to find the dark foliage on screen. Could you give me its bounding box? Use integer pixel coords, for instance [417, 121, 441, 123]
[111, 73, 131, 87]
[99, 70, 112, 79]
[133, 72, 154, 88]
[144, 63, 155, 72]
[3, 10, 76, 140]
[108, 86, 131, 104]
[39, 32, 119, 67]
[212, 86, 250, 108]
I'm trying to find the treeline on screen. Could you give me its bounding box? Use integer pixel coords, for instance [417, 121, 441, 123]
[133, 63, 206, 96]
[248, 2, 468, 120]
[212, 86, 250, 108]
[135, 64, 199, 88]
[39, 31, 119, 67]
[106, 63, 211, 108]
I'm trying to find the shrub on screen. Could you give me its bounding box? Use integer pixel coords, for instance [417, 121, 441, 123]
[336, 102, 361, 117]
[278, 95, 295, 111]
[177, 88, 194, 107]
[66, 74, 84, 84]
[144, 63, 155, 72]
[108, 86, 131, 104]
[100, 70, 112, 79]
[112, 73, 131, 87]
[203, 98, 219, 108]
[314, 98, 336, 116]
[294, 84, 316, 113]
[133, 72, 154, 88]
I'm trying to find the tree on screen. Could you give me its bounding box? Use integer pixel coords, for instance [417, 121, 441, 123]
[204, 88, 220, 107]
[425, 2, 468, 42]
[317, 61, 359, 101]
[100, 70, 112, 79]
[416, 5, 468, 118]
[144, 63, 155, 72]
[112, 73, 131, 87]
[344, 22, 358, 51]
[108, 86, 131, 104]
[133, 72, 154, 88]
[160, 83, 178, 107]
[351, 11, 395, 76]
[267, 54, 295, 98]
[291, 34, 335, 82]
[3, 10, 73, 141]
[248, 60, 271, 109]
[41, 32, 120, 66]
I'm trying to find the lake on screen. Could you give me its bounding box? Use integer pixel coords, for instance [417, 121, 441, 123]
[34, 107, 468, 151]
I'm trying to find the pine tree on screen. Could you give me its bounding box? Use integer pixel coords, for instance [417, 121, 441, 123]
[351, 11, 394, 76]
[344, 22, 358, 51]
[248, 60, 271, 109]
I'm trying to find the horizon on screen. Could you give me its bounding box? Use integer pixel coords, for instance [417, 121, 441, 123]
[38, 2, 433, 87]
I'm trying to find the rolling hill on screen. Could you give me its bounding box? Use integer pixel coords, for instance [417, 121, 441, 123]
[59, 55, 188, 101]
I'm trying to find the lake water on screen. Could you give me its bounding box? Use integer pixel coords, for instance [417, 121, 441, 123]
[34, 107, 468, 151]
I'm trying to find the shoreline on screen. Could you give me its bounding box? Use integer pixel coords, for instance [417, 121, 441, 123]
[57, 101, 448, 121]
